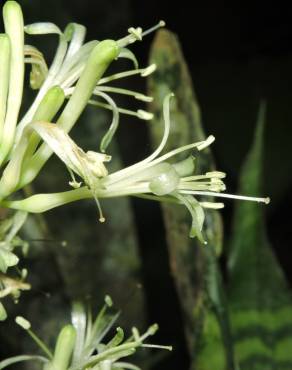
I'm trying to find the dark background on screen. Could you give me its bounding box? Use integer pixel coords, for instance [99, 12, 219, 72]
[1, 1, 292, 368]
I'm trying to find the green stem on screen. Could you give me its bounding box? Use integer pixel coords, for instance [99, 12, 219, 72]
[27, 329, 53, 360]
[0, 1, 24, 165]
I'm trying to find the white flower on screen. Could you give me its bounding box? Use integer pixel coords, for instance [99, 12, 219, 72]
[1, 94, 270, 243]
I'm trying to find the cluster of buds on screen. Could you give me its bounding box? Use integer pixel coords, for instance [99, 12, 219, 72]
[0, 1, 269, 246]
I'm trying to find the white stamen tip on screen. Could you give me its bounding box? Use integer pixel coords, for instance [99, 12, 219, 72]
[206, 171, 226, 179]
[15, 316, 31, 330]
[141, 64, 156, 77]
[69, 181, 82, 189]
[134, 93, 154, 102]
[99, 217, 106, 223]
[200, 202, 225, 209]
[137, 110, 154, 120]
[183, 191, 271, 205]
[197, 135, 215, 150]
[141, 21, 166, 38]
[264, 197, 270, 204]
[142, 344, 173, 351]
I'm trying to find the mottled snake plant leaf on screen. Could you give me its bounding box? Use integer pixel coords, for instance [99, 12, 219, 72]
[148, 29, 235, 370]
[228, 102, 292, 369]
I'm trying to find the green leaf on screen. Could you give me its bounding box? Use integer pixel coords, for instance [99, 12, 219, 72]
[148, 29, 234, 370]
[227, 102, 292, 367]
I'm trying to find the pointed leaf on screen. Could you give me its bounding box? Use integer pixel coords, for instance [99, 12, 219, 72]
[148, 28, 233, 369]
[228, 102, 292, 367]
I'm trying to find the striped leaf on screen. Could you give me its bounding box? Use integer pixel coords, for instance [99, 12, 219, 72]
[148, 29, 235, 370]
[228, 102, 292, 369]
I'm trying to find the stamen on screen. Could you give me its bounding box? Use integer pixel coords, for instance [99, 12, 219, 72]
[200, 202, 225, 209]
[15, 316, 53, 359]
[98, 64, 156, 85]
[179, 182, 226, 192]
[180, 190, 270, 204]
[93, 193, 106, 222]
[137, 110, 153, 120]
[96, 86, 153, 102]
[88, 99, 153, 120]
[66, 166, 82, 188]
[197, 135, 215, 150]
[117, 21, 165, 48]
[15, 316, 31, 330]
[141, 64, 157, 77]
[134, 94, 153, 102]
[141, 20, 166, 37]
[206, 171, 226, 178]
[140, 323, 159, 341]
[182, 171, 226, 182]
[142, 344, 172, 351]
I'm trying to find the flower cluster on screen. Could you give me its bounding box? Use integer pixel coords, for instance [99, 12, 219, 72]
[0, 1, 269, 247]
[0, 296, 171, 369]
[0, 0, 161, 318]
[0, 1, 160, 201]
